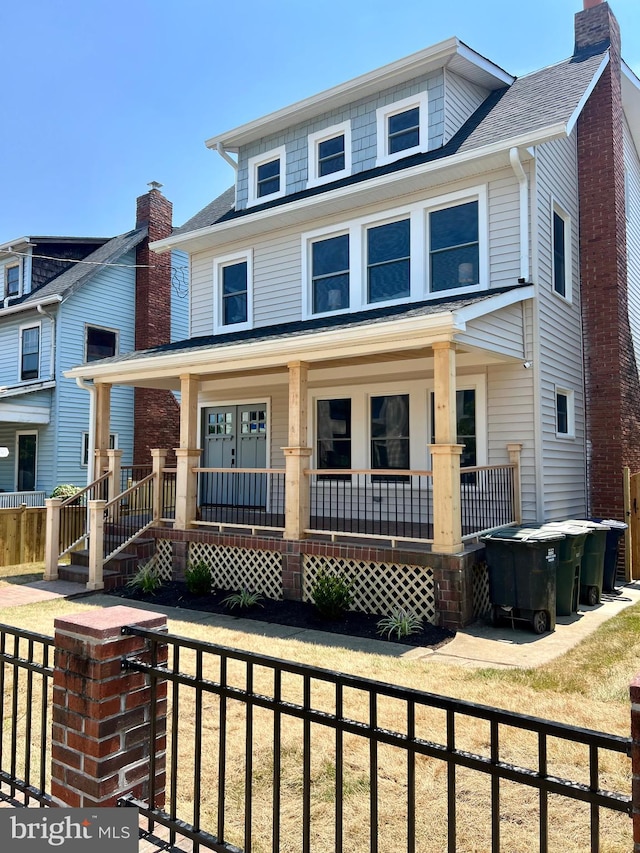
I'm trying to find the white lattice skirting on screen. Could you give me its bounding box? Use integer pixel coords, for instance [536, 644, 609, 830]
[155, 539, 174, 580]
[302, 555, 436, 624]
[472, 562, 491, 618]
[188, 542, 283, 600]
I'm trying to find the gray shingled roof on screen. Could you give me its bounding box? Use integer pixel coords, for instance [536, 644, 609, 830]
[174, 49, 607, 235]
[88, 284, 527, 367]
[14, 227, 148, 308]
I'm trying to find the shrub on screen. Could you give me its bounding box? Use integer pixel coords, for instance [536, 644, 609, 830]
[311, 570, 353, 619]
[221, 589, 264, 610]
[126, 561, 163, 595]
[50, 484, 81, 499]
[185, 560, 212, 596]
[376, 608, 423, 640]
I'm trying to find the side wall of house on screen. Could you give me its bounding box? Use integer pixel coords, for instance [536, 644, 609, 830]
[624, 117, 640, 374]
[534, 132, 587, 520]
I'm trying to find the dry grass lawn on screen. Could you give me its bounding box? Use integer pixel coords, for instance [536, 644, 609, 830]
[1, 586, 639, 851]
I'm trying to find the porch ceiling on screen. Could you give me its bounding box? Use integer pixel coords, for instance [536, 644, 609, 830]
[64, 285, 533, 391]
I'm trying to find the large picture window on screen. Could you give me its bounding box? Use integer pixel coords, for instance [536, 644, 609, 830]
[429, 201, 479, 292]
[317, 399, 351, 480]
[367, 219, 410, 304]
[371, 394, 410, 480]
[312, 235, 349, 314]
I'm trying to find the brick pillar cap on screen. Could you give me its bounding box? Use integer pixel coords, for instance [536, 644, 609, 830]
[54, 605, 166, 639]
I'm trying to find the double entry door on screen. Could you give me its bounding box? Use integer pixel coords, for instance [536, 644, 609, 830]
[202, 404, 267, 507]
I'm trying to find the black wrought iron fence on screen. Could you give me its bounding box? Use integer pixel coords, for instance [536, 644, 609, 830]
[0, 625, 55, 806]
[121, 626, 631, 852]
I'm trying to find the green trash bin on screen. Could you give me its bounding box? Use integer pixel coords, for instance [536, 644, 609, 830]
[565, 519, 610, 606]
[539, 523, 589, 616]
[483, 528, 563, 634]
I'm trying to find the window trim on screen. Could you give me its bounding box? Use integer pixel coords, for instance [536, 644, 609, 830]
[5, 262, 21, 298]
[19, 322, 41, 382]
[555, 387, 575, 439]
[84, 324, 119, 363]
[247, 145, 286, 207]
[376, 92, 429, 167]
[307, 121, 352, 188]
[551, 201, 572, 302]
[82, 432, 118, 467]
[15, 430, 38, 491]
[213, 250, 253, 333]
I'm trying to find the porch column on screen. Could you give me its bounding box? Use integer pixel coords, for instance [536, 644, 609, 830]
[429, 341, 464, 554]
[174, 373, 201, 530]
[106, 448, 123, 504]
[93, 382, 112, 480]
[151, 448, 168, 523]
[507, 442, 523, 525]
[284, 361, 312, 540]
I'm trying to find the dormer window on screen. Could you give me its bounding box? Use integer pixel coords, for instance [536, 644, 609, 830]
[307, 122, 352, 188]
[376, 93, 428, 166]
[5, 264, 19, 298]
[248, 146, 286, 206]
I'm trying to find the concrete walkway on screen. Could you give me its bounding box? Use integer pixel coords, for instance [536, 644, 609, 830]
[3, 577, 640, 668]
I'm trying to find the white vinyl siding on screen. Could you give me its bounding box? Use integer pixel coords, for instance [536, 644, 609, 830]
[459, 304, 526, 360]
[488, 170, 524, 288]
[443, 70, 491, 145]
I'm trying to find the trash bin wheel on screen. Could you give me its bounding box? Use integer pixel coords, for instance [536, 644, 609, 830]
[531, 610, 549, 635]
[587, 586, 599, 606]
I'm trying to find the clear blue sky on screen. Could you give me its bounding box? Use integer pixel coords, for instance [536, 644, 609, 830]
[2, 0, 639, 239]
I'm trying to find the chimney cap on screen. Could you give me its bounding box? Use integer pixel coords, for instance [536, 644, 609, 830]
[147, 181, 163, 191]
[583, 0, 603, 8]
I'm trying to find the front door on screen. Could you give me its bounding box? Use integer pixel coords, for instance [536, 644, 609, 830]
[202, 404, 267, 506]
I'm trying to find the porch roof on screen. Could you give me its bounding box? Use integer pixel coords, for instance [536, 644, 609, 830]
[64, 283, 533, 389]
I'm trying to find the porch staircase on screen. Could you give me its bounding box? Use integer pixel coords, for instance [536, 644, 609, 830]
[57, 533, 155, 590]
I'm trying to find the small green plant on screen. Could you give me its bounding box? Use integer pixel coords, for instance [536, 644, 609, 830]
[127, 561, 163, 595]
[221, 589, 264, 610]
[311, 570, 353, 619]
[185, 560, 212, 596]
[50, 484, 81, 499]
[376, 608, 423, 640]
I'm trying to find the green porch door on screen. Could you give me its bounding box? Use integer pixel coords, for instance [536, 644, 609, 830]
[202, 405, 267, 507]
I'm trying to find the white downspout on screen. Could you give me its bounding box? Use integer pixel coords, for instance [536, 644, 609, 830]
[510, 147, 530, 283]
[36, 303, 56, 382]
[216, 142, 238, 172]
[76, 377, 96, 488]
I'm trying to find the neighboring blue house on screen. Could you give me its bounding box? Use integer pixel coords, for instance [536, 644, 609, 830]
[0, 186, 187, 503]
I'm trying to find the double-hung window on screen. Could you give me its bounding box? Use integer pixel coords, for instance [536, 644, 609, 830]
[317, 399, 351, 480]
[552, 205, 571, 299]
[20, 326, 40, 381]
[312, 234, 349, 314]
[556, 388, 574, 437]
[307, 122, 351, 187]
[376, 93, 428, 166]
[429, 201, 479, 292]
[214, 252, 252, 332]
[5, 264, 19, 297]
[248, 146, 286, 206]
[367, 219, 410, 304]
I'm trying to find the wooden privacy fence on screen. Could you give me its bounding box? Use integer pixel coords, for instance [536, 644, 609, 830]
[0, 505, 46, 566]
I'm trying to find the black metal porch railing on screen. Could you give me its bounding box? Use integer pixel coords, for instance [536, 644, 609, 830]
[306, 470, 433, 543]
[0, 625, 55, 807]
[121, 626, 632, 853]
[195, 468, 285, 530]
[120, 464, 153, 494]
[161, 468, 177, 520]
[58, 472, 110, 559]
[460, 464, 516, 538]
[104, 473, 155, 562]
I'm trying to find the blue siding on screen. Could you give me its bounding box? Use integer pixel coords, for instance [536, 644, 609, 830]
[171, 250, 190, 342]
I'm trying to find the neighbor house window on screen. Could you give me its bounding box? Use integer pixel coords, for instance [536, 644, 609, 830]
[429, 201, 479, 292]
[371, 394, 410, 480]
[248, 146, 286, 206]
[214, 252, 252, 331]
[86, 326, 117, 362]
[307, 122, 351, 187]
[376, 93, 428, 165]
[367, 219, 410, 304]
[312, 234, 349, 313]
[556, 389, 574, 437]
[553, 207, 570, 298]
[82, 432, 117, 466]
[20, 326, 40, 380]
[5, 264, 19, 297]
[16, 432, 37, 491]
[317, 399, 351, 479]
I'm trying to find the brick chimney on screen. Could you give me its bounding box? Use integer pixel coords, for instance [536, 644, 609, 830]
[576, 2, 640, 520]
[133, 184, 180, 465]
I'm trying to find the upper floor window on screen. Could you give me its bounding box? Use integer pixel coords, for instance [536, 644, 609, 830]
[248, 146, 286, 206]
[429, 201, 479, 292]
[307, 122, 352, 188]
[312, 234, 349, 314]
[367, 218, 410, 304]
[86, 326, 117, 362]
[376, 93, 428, 166]
[5, 264, 20, 297]
[20, 325, 40, 381]
[552, 205, 571, 299]
[214, 251, 252, 332]
[556, 388, 574, 438]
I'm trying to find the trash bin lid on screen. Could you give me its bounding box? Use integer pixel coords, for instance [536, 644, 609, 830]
[595, 518, 628, 530]
[483, 527, 565, 543]
[563, 518, 611, 530]
[541, 522, 591, 537]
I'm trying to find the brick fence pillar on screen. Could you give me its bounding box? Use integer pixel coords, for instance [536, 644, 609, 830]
[631, 674, 640, 850]
[51, 606, 168, 808]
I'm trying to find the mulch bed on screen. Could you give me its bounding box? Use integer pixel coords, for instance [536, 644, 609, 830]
[107, 581, 455, 649]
